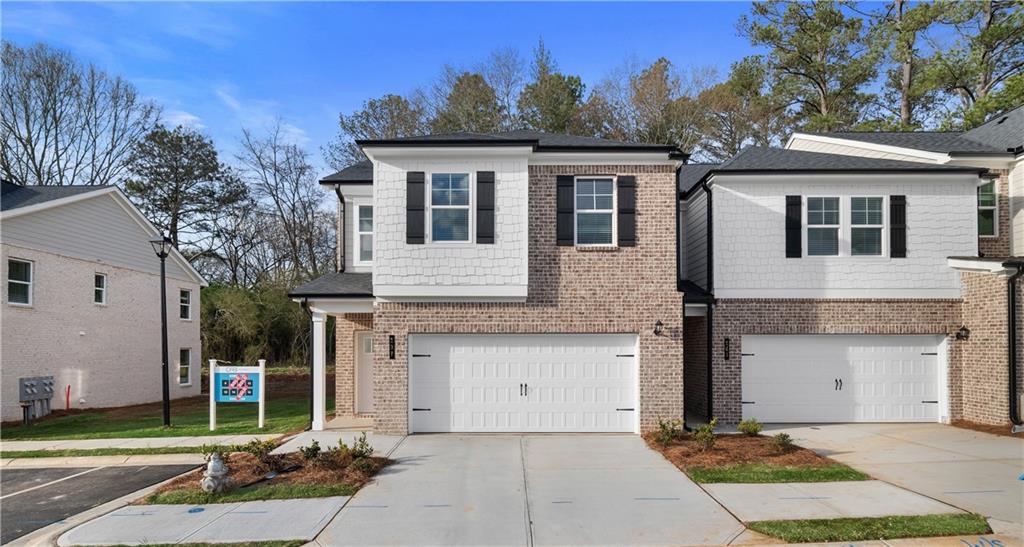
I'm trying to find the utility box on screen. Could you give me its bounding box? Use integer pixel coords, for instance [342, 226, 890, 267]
[19, 376, 55, 424]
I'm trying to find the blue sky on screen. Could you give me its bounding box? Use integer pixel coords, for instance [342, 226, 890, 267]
[3, 1, 759, 175]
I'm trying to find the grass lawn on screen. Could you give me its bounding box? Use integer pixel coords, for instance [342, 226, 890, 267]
[145, 483, 356, 505]
[748, 514, 992, 543]
[687, 462, 869, 483]
[0, 394, 333, 441]
[0, 446, 214, 458]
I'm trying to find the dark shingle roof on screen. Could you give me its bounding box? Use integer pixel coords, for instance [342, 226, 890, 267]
[678, 164, 720, 193]
[1, 181, 111, 212]
[717, 147, 985, 174]
[320, 160, 373, 184]
[356, 130, 682, 153]
[288, 272, 373, 298]
[960, 104, 1024, 153]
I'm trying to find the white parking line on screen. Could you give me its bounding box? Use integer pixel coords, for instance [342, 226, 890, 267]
[0, 467, 106, 500]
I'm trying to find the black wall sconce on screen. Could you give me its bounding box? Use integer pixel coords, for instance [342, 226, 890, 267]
[955, 325, 970, 341]
[724, 337, 731, 360]
[654, 320, 665, 336]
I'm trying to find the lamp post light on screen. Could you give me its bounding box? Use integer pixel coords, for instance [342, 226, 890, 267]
[149, 235, 173, 427]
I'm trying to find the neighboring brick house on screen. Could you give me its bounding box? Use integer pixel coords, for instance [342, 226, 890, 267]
[291, 131, 687, 434]
[0, 182, 206, 422]
[681, 106, 1023, 429]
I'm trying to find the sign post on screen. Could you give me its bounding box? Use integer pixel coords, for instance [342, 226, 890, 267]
[209, 359, 266, 431]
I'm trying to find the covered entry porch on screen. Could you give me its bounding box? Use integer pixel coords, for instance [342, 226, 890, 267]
[289, 272, 374, 431]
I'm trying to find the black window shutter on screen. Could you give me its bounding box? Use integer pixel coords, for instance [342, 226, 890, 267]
[617, 176, 636, 246]
[406, 171, 425, 244]
[556, 175, 574, 246]
[890, 195, 907, 258]
[785, 195, 802, 258]
[476, 171, 495, 244]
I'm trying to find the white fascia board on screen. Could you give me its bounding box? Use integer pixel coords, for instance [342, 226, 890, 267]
[944, 156, 1014, 169]
[947, 258, 1016, 275]
[787, 133, 949, 163]
[363, 146, 533, 161]
[714, 172, 979, 186]
[373, 284, 528, 300]
[715, 288, 962, 299]
[0, 186, 117, 220]
[303, 298, 375, 315]
[333, 183, 372, 197]
[530, 152, 680, 166]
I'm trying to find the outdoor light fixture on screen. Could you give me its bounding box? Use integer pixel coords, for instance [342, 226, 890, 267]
[150, 235, 173, 427]
[955, 325, 971, 341]
[654, 320, 665, 336]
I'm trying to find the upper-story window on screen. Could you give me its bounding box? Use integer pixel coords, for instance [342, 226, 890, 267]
[179, 289, 192, 320]
[7, 258, 32, 306]
[357, 205, 373, 262]
[575, 177, 615, 246]
[850, 197, 883, 256]
[807, 197, 840, 256]
[94, 273, 107, 304]
[430, 173, 470, 242]
[978, 181, 997, 237]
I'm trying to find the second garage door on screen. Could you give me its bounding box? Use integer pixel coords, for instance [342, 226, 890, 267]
[741, 335, 944, 423]
[408, 334, 638, 433]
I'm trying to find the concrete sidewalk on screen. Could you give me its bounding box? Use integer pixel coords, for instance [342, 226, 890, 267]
[2, 453, 205, 468]
[272, 430, 404, 456]
[57, 497, 348, 546]
[1, 433, 280, 452]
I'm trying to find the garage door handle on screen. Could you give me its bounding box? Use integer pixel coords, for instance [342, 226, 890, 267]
[834, 378, 839, 391]
[838, 378, 842, 391]
[412, 408, 431, 412]
[519, 383, 524, 396]
[616, 408, 634, 411]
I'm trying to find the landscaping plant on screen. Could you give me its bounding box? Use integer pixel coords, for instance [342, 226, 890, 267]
[351, 432, 374, 459]
[655, 417, 685, 446]
[299, 440, 321, 461]
[771, 432, 793, 451]
[737, 418, 762, 436]
[241, 438, 281, 470]
[694, 418, 717, 451]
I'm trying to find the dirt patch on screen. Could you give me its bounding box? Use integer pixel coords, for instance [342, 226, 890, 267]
[644, 432, 838, 468]
[951, 419, 1024, 438]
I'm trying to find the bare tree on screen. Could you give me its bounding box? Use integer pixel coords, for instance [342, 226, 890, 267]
[1, 41, 159, 186]
[322, 93, 428, 170]
[480, 47, 526, 130]
[237, 120, 333, 283]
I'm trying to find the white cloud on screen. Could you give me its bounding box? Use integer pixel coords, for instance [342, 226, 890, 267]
[164, 110, 205, 130]
[213, 83, 310, 147]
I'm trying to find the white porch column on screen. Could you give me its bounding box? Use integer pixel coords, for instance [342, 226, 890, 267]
[311, 311, 327, 431]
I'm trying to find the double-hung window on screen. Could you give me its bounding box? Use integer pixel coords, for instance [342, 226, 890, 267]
[575, 177, 615, 245]
[7, 259, 32, 305]
[807, 197, 840, 256]
[430, 173, 470, 242]
[179, 289, 192, 320]
[978, 181, 997, 237]
[94, 273, 107, 304]
[850, 197, 884, 256]
[357, 205, 373, 262]
[178, 348, 192, 386]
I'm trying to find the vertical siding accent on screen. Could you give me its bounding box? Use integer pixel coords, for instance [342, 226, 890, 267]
[406, 171, 425, 244]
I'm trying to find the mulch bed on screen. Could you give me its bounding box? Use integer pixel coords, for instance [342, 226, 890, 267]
[144, 449, 389, 501]
[644, 432, 835, 468]
[951, 419, 1023, 438]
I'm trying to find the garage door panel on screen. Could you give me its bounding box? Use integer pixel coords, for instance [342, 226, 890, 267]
[409, 334, 638, 433]
[742, 335, 942, 423]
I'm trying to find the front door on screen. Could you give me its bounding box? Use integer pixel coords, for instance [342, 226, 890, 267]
[356, 332, 374, 414]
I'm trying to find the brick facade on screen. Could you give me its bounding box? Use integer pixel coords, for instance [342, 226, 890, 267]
[708, 298, 962, 424]
[333, 313, 373, 417]
[362, 164, 683, 434]
[979, 170, 1011, 258]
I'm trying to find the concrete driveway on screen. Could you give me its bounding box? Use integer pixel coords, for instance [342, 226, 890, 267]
[314, 434, 743, 546]
[765, 423, 1024, 532]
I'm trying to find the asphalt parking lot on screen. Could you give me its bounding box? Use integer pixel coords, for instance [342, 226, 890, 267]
[1, 464, 198, 544]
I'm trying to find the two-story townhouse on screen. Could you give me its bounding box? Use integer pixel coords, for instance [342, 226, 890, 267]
[678, 147, 991, 427]
[0, 182, 206, 422]
[292, 131, 687, 434]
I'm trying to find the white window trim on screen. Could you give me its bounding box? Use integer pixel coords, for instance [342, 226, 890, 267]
[803, 195, 889, 258]
[574, 175, 618, 247]
[978, 180, 998, 238]
[7, 258, 33, 307]
[178, 347, 192, 387]
[179, 289, 192, 321]
[94, 273, 107, 305]
[354, 204, 373, 265]
[427, 172, 474, 244]
[804, 196, 841, 257]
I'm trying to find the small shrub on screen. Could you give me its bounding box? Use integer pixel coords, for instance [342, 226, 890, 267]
[352, 457, 375, 473]
[655, 417, 685, 446]
[200, 443, 230, 462]
[771, 432, 793, 452]
[240, 438, 280, 469]
[299, 440, 321, 461]
[737, 418, 762, 436]
[351, 432, 373, 459]
[694, 418, 717, 451]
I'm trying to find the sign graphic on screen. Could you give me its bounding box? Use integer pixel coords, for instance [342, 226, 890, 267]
[209, 360, 265, 430]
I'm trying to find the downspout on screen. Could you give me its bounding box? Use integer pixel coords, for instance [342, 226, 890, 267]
[1008, 263, 1023, 432]
[334, 185, 346, 273]
[700, 177, 714, 422]
[300, 297, 313, 431]
[675, 165, 689, 431]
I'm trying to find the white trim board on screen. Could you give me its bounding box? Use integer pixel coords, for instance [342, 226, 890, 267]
[715, 288, 962, 299]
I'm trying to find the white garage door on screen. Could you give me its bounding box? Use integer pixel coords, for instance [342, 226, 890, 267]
[741, 335, 944, 423]
[408, 334, 638, 433]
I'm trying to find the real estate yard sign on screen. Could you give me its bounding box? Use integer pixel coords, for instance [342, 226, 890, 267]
[209, 359, 265, 430]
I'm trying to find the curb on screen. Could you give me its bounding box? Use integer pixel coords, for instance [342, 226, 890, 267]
[3, 454, 205, 468]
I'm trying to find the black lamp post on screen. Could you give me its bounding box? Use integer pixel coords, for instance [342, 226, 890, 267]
[149, 235, 173, 427]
